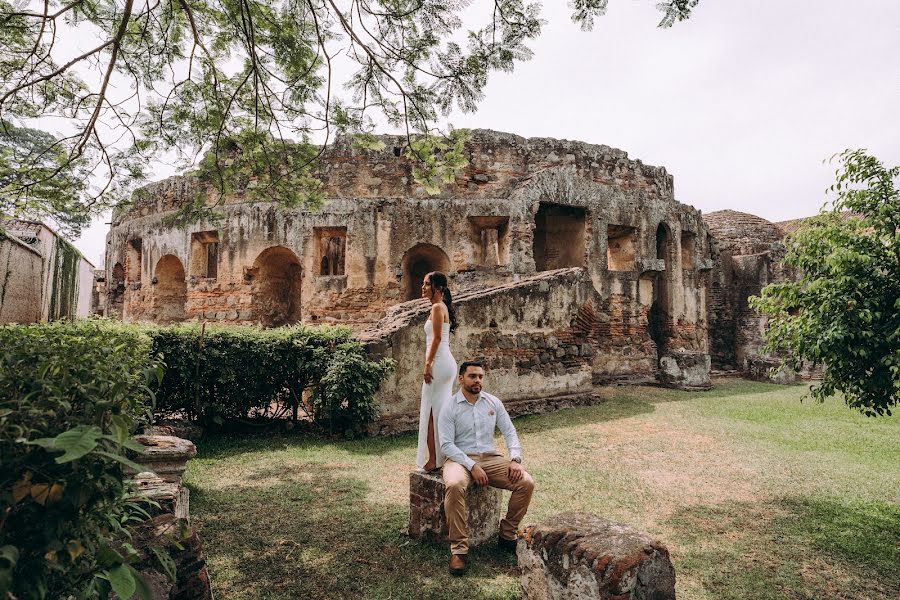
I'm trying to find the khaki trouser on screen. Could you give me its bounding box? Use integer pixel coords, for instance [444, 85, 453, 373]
[443, 452, 535, 555]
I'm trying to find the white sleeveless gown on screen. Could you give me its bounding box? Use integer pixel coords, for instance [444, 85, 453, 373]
[416, 320, 457, 469]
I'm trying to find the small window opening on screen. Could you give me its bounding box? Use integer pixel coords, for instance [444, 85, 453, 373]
[533, 203, 586, 271]
[469, 216, 510, 266]
[315, 227, 347, 276]
[190, 231, 220, 280]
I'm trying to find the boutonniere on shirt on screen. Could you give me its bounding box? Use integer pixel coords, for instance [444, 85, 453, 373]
[488, 410, 495, 416]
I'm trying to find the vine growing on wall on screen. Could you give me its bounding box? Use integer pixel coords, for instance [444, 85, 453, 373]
[47, 237, 81, 321]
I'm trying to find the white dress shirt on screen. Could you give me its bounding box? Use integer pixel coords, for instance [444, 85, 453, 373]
[438, 389, 522, 471]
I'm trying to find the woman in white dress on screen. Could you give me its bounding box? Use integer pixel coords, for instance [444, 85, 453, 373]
[416, 271, 458, 471]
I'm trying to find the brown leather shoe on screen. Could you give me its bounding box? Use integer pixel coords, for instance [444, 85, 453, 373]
[448, 553, 467, 576]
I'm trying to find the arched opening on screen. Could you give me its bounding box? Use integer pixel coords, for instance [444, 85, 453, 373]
[154, 255, 187, 323]
[655, 223, 672, 261]
[252, 246, 302, 327]
[401, 243, 451, 301]
[109, 262, 125, 316]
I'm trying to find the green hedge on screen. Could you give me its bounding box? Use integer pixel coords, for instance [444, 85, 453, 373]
[0, 320, 163, 599]
[147, 324, 393, 434]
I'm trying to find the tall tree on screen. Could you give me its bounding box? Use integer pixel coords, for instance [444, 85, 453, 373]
[751, 150, 900, 416]
[0, 0, 699, 226]
[0, 121, 90, 236]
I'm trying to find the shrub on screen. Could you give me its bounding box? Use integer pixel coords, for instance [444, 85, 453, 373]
[0, 320, 163, 599]
[147, 324, 393, 431]
[309, 340, 395, 436]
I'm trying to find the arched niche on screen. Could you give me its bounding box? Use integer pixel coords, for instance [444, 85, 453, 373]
[401, 243, 451, 301]
[154, 255, 187, 323]
[252, 246, 303, 327]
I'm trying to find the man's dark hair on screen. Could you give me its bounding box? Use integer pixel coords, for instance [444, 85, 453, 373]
[458, 360, 484, 376]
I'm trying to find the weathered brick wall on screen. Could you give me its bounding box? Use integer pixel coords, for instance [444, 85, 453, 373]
[105, 130, 714, 341]
[704, 210, 786, 371]
[362, 268, 709, 422]
[360, 269, 598, 418]
[0, 233, 43, 324]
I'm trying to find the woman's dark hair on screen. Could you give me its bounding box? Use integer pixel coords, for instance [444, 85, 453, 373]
[428, 271, 457, 333]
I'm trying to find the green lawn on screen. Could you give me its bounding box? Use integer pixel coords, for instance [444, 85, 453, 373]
[185, 379, 900, 599]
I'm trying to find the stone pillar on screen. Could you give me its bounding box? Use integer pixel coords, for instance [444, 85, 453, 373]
[518, 512, 675, 600]
[408, 469, 501, 547]
[482, 228, 500, 266]
[133, 434, 198, 484]
[129, 435, 212, 600]
[134, 472, 191, 521]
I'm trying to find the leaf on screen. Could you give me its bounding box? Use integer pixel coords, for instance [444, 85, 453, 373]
[132, 566, 155, 600]
[29, 425, 102, 463]
[11, 474, 32, 503]
[66, 540, 85, 561]
[48, 482, 65, 504]
[123, 438, 147, 454]
[150, 546, 176, 581]
[95, 450, 147, 474]
[30, 483, 50, 505]
[106, 564, 136, 600]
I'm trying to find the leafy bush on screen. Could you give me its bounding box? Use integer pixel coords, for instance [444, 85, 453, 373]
[0, 320, 163, 599]
[147, 324, 393, 432]
[309, 340, 395, 436]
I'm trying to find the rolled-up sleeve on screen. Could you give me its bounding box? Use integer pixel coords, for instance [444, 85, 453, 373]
[495, 400, 522, 462]
[438, 402, 476, 470]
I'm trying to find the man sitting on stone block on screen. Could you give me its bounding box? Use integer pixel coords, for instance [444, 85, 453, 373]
[438, 361, 535, 576]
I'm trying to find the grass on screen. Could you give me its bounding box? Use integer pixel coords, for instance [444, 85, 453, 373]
[185, 378, 900, 599]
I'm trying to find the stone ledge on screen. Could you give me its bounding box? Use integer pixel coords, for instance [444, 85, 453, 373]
[133, 434, 198, 484]
[408, 469, 500, 547]
[519, 512, 675, 600]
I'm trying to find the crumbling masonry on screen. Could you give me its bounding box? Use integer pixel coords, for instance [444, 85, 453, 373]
[102, 130, 799, 420]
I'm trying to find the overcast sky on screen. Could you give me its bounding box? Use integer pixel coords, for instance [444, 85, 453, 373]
[73, 0, 900, 267]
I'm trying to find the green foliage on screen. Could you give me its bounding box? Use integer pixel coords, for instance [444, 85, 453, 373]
[47, 236, 83, 321]
[403, 130, 470, 195]
[751, 150, 900, 416]
[0, 122, 91, 237]
[0, 1, 698, 219]
[0, 320, 164, 599]
[147, 324, 394, 433]
[308, 341, 395, 436]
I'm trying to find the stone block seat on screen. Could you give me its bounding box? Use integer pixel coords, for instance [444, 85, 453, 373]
[408, 469, 501, 546]
[133, 434, 197, 484]
[518, 512, 675, 600]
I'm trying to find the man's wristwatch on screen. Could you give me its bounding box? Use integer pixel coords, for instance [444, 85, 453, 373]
[510, 457, 522, 464]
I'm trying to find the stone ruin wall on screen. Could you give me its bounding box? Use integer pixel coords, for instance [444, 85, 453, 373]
[703, 210, 786, 371]
[703, 210, 819, 381]
[102, 129, 723, 414]
[0, 232, 43, 324]
[105, 129, 711, 340]
[361, 269, 597, 424]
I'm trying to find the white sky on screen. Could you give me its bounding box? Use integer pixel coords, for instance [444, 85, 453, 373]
[73, 0, 900, 266]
